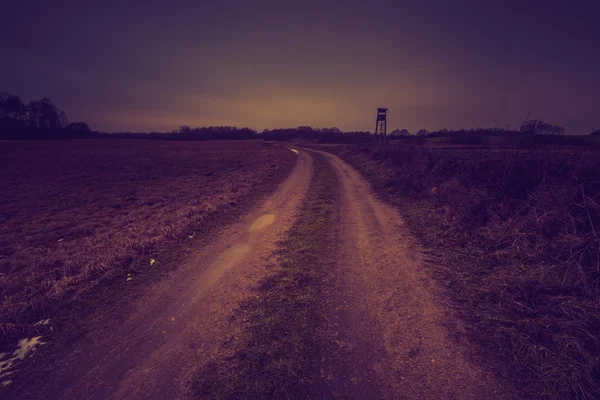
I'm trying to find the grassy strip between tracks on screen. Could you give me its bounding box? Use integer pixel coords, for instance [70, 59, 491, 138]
[192, 153, 340, 399]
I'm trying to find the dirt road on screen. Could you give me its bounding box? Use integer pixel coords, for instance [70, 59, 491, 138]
[319, 150, 516, 399]
[7, 148, 517, 399]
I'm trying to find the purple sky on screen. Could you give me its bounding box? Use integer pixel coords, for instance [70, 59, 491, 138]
[2, 0, 599, 133]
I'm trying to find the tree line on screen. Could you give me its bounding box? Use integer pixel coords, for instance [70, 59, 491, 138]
[0, 92, 91, 139]
[3, 90, 597, 143]
[106, 126, 373, 143]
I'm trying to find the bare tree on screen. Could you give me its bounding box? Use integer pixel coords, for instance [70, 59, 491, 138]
[519, 120, 565, 135]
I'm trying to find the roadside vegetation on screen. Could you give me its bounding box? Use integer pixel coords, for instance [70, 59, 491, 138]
[329, 145, 600, 399]
[192, 153, 340, 399]
[0, 140, 295, 348]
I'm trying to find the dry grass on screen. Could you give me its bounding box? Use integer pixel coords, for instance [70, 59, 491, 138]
[0, 139, 295, 345]
[192, 153, 340, 399]
[328, 145, 600, 399]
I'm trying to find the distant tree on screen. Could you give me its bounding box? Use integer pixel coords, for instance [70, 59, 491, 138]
[41, 98, 63, 128]
[67, 121, 91, 131]
[58, 110, 69, 128]
[390, 128, 410, 137]
[27, 100, 41, 127]
[0, 93, 27, 124]
[591, 129, 600, 135]
[519, 120, 565, 135]
[416, 129, 429, 136]
[28, 98, 62, 128]
[178, 125, 191, 134]
[320, 127, 341, 133]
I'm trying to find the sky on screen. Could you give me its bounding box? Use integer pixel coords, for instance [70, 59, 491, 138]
[2, 0, 599, 133]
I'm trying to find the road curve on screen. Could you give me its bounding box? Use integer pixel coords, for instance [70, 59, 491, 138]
[12, 149, 313, 400]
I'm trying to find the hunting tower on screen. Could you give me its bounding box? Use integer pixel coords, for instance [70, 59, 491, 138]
[375, 108, 387, 144]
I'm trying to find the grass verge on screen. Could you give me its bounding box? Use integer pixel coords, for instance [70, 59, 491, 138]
[192, 153, 340, 399]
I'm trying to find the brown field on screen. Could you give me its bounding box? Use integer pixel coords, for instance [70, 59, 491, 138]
[325, 145, 600, 400]
[0, 139, 295, 346]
